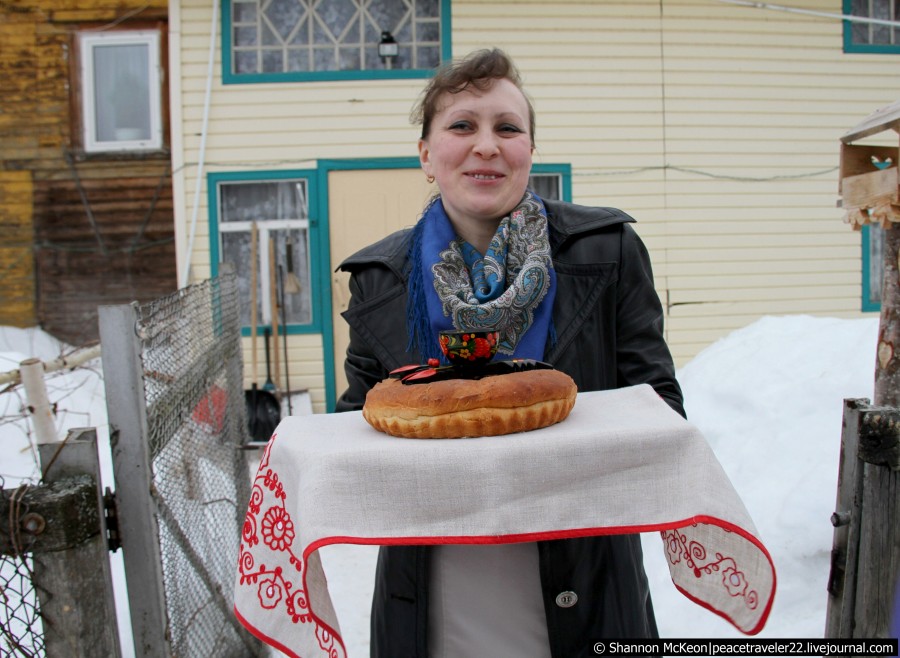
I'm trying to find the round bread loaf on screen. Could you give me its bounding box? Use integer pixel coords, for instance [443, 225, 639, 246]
[362, 368, 577, 439]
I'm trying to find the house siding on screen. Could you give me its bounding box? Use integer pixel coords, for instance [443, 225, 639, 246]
[0, 0, 176, 345]
[172, 0, 900, 410]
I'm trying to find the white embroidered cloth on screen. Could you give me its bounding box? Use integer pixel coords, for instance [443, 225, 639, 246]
[234, 384, 776, 657]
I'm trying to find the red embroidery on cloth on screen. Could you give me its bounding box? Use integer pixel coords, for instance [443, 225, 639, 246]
[662, 527, 759, 611]
[237, 435, 344, 658]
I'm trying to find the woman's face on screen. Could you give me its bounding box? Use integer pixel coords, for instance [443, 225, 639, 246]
[419, 78, 534, 244]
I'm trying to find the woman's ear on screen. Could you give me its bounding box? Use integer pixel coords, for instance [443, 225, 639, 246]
[418, 138, 432, 178]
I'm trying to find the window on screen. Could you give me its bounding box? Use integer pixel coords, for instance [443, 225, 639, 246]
[528, 164, 572, 203]
[844, 0, 900, 53]
[213, 176, 315, 329]
[223, 0, 449, 83]
[529, 174, 562, 201]
[78, 30, 164, 153]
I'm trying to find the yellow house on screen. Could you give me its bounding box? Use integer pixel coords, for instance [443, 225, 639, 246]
[166, 0, 900, 413]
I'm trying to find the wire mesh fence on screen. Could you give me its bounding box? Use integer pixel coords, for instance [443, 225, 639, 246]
[0, 342, 106, 658]
[0, 480, 44, 658]
[132, 271, 260, 657]
[0, 271, 259, 657]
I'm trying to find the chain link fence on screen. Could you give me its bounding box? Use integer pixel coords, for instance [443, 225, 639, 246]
[131, 271, 260, 657]
[1, 271, 260, 657]
[0, 480, 44, 658]
[0, 345, 107, 658]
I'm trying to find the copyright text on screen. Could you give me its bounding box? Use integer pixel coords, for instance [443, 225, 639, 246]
[591, 639, 899, 656]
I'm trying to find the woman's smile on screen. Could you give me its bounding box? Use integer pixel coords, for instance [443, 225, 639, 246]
[467, 170, 504, 181]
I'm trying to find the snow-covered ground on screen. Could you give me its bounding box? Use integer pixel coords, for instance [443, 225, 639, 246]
[0, 315, 881, 655]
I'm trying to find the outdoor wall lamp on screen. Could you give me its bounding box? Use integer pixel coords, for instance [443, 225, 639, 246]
[378, 31, 398, 69]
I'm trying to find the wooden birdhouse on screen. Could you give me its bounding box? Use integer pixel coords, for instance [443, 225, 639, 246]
[839, 99, 900, 229]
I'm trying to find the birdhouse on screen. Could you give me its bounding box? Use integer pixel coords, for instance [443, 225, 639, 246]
[839, 99, 900, 229]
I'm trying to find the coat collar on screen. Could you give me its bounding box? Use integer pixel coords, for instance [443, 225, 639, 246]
[337, 198, 634, 275]
[543, 198, 634, 253]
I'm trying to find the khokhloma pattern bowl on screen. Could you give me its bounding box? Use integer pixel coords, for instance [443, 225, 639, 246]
[438, 330, 500, 367]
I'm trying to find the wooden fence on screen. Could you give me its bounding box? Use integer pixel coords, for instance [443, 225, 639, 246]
[0, 428, 120, 657]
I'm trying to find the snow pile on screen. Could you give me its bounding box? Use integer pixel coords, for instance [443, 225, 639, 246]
[644, 315, 878, 638]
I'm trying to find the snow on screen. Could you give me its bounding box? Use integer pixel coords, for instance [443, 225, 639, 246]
[0, 314, 881, 655]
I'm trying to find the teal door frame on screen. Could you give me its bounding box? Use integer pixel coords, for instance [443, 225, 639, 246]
[318, 157, 423, 411]
[318, 158, 572, 411]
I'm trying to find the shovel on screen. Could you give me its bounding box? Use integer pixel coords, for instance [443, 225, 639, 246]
[245, 223, 280, 443]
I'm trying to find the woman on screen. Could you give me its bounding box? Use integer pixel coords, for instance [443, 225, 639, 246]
[335, 49, 683, 658]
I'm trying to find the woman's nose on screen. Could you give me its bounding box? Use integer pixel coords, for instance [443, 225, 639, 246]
[473, 130, 499, 158]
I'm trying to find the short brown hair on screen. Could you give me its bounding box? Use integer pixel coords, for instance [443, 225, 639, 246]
[411, 49, 535, 146]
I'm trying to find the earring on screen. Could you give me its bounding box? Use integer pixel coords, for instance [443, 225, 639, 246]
[426, 174, 435, 184]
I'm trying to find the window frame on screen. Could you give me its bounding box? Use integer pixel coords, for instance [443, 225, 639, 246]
[208, 169, 325, 335]
[528, 164, 573, 203]
[76, 28, 166, 154]
[221, 0, 452, 84]
[843, 0, 900, 54]
[862, 224, 883, 312]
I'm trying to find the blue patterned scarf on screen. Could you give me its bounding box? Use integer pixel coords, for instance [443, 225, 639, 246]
[407, 190, 556, 362]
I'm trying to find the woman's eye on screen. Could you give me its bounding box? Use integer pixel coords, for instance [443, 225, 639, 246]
[499, 124, 524, 134]
[449, 121, 472, 131]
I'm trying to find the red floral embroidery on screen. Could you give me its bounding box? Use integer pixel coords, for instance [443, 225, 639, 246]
[722, 564, 748, 597]
[664, 532, 682, 564]
[242, 510, 258, 546]
[661, 527, 758, 611]
[237, 431, 345, 657]
[258, 578, 283, 609]
[261, 507, 295, 551]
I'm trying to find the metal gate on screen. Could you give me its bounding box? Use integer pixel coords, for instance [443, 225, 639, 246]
[99, 272, 264, 657]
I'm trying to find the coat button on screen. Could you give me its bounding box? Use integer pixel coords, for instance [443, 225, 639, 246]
[555, 591, 578, 608]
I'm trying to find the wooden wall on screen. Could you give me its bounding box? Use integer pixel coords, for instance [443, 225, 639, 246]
[1, 171, 36, 329]
[0, 0, 176, 346]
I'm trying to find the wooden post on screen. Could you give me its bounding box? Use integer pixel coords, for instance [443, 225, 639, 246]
[856, 223, 900, 638]
[35, 428, 121, 657]
[829, 103, 900, 642]
[853, 402, 900, 638]
[825, 399, 865, 637]
[875, 225, 900, 408]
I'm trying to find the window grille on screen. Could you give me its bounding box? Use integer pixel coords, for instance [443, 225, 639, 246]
[846, 0, 900, 52]
[217, 178, 314, 328]
[228, 0, 443, 79]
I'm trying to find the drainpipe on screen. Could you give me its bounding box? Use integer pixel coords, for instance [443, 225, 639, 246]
[179, 0, 218, 289]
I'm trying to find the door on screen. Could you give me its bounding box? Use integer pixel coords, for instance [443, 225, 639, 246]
[329, 168, 434, 401]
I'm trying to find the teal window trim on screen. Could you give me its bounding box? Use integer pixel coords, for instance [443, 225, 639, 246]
[530, 163, 572, 202]
[221, 0, 453, 85]
[207, 168, 324, 336]
[843, 0, 900, 54]
[318, 156, 422, 173]
[862, 224, 881, 312]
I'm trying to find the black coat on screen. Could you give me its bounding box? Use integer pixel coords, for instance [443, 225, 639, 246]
[336, 198, 684, 658]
